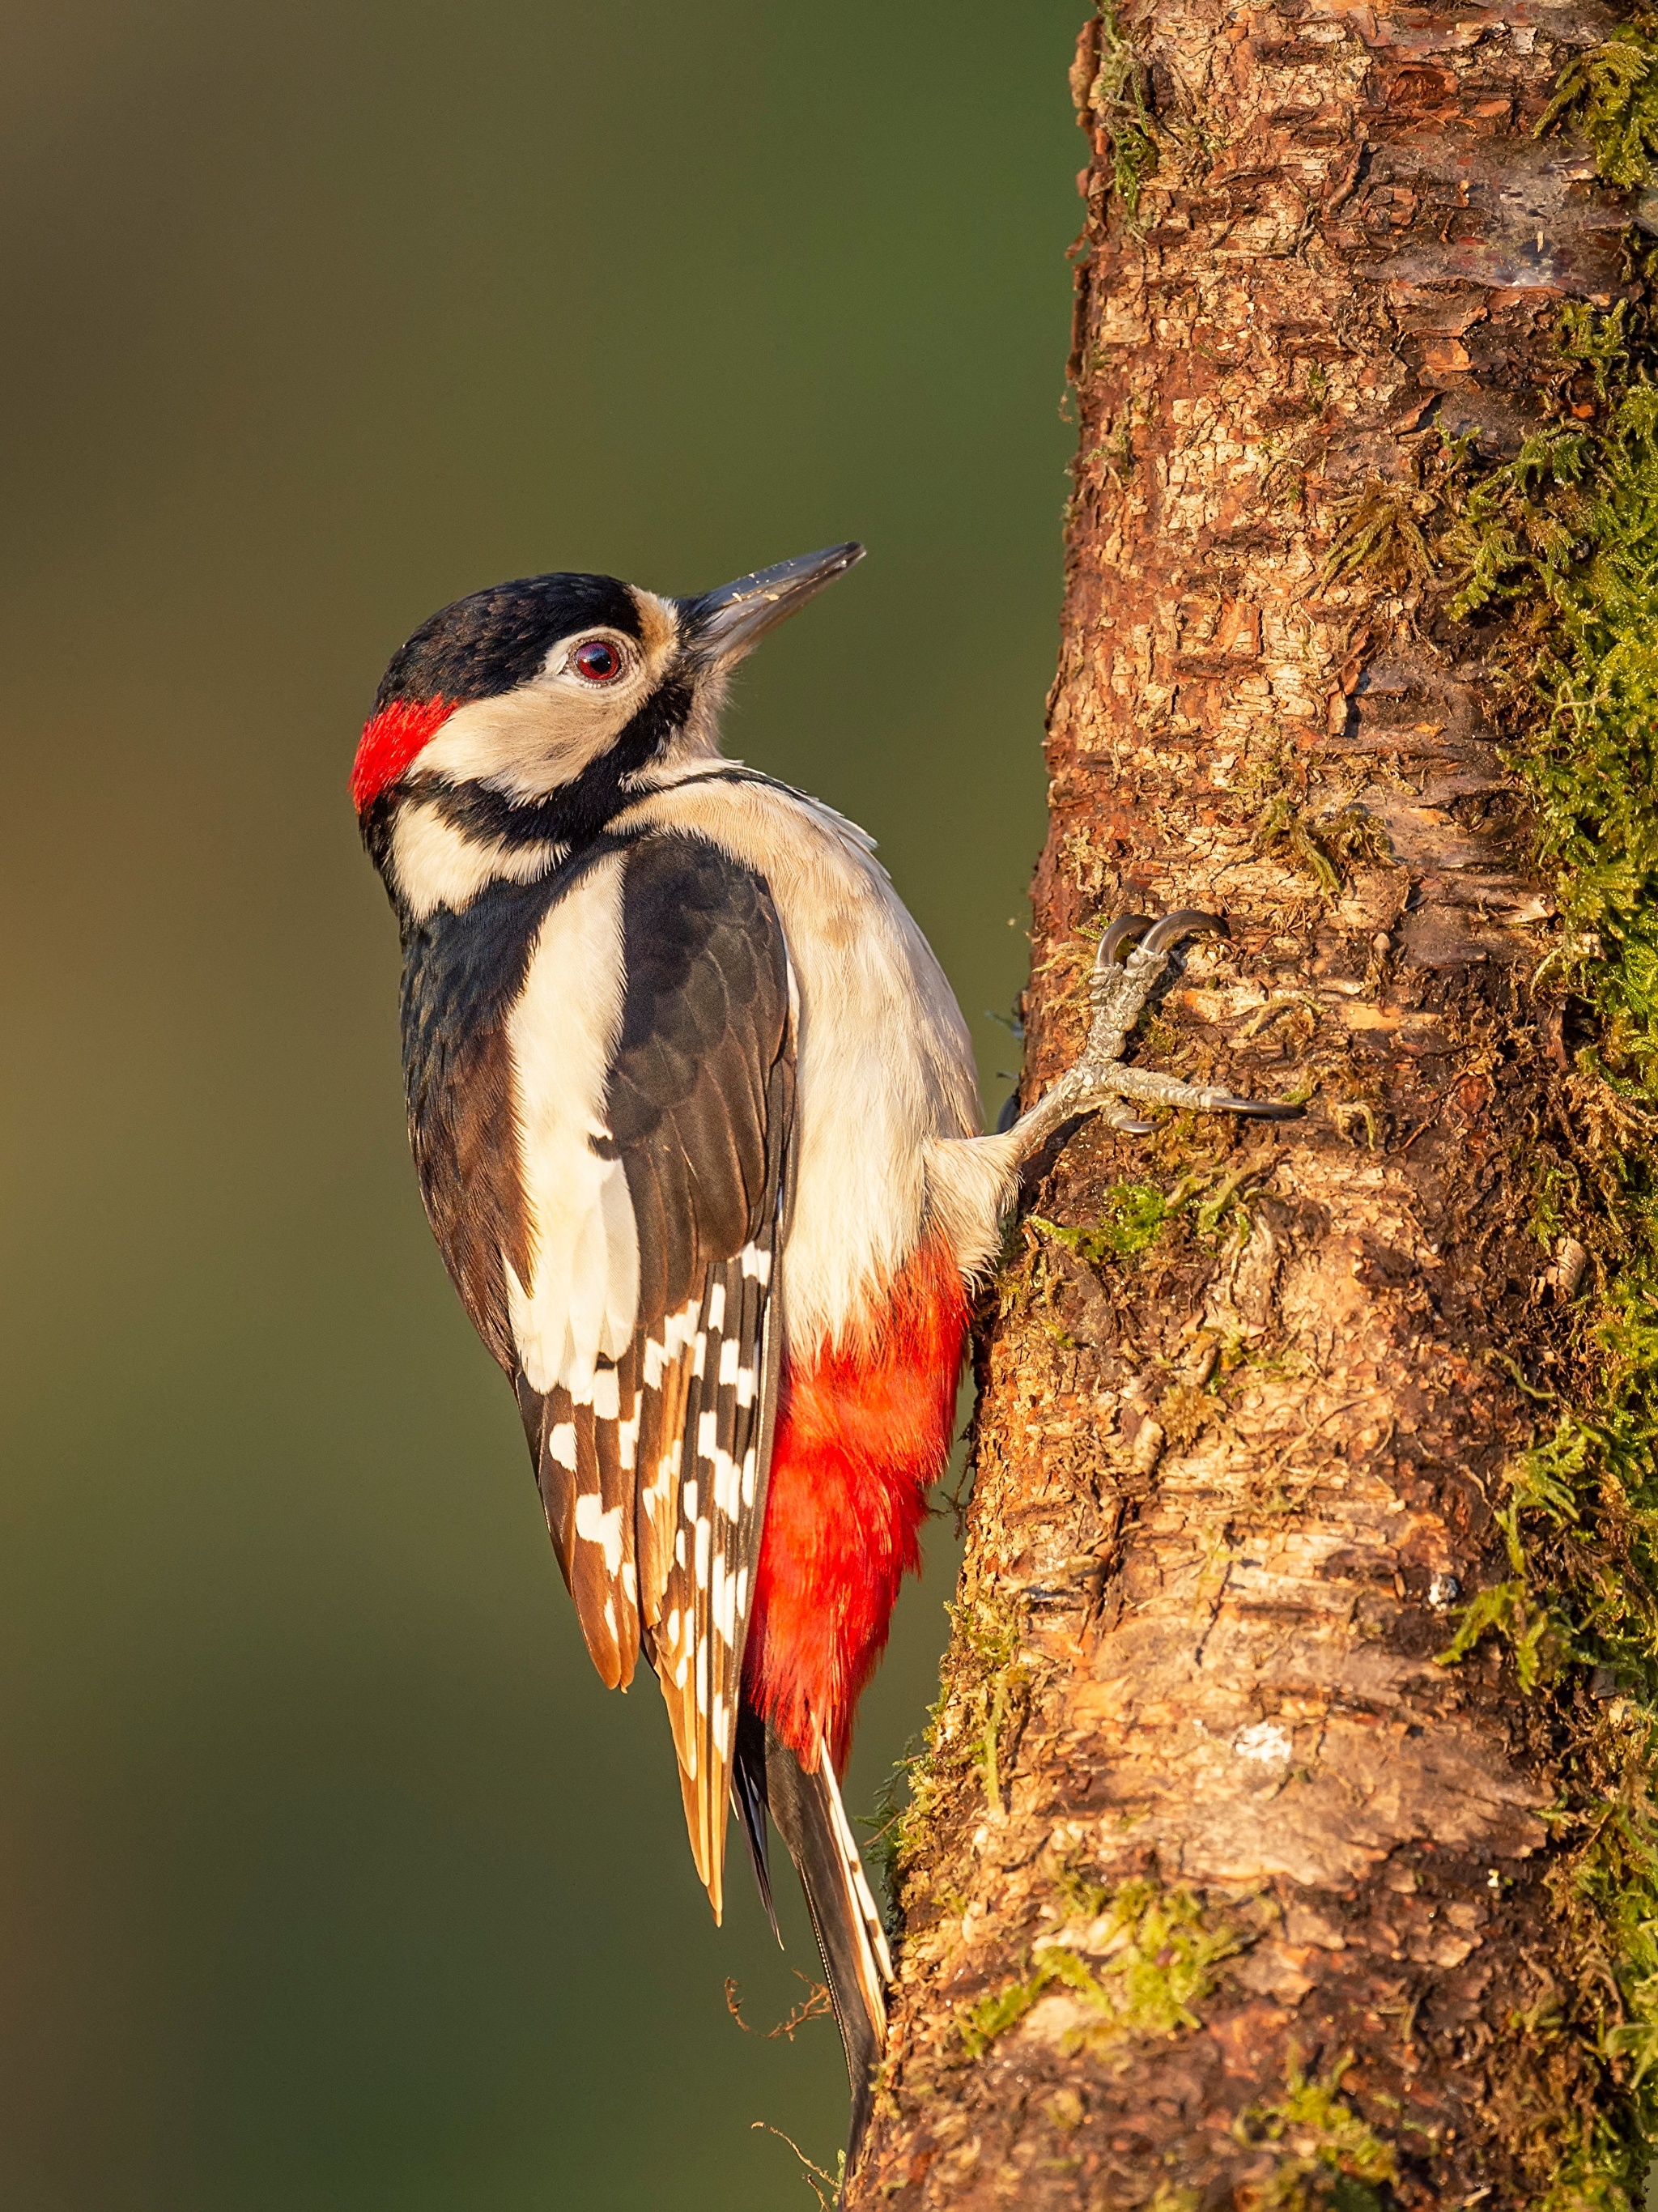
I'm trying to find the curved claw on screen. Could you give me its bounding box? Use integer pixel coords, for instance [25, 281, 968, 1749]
[1140, 908, 1229, 957]
[1222, 1097, 1303, 1121]
[1099, 914, 1154, 966]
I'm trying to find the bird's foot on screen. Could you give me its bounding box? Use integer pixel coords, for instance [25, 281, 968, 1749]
[1012, 909, 1301, 1158]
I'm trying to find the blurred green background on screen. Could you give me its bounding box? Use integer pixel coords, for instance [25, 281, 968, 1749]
[0, 3, 1080, 2203]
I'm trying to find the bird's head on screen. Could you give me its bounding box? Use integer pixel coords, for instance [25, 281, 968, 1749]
[352, 543, 862, 910]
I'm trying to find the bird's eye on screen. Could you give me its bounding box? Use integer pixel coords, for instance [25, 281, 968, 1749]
[572, 638, 626, 683]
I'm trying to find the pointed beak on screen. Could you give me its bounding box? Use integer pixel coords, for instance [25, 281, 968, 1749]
[678, 542, 865, 668]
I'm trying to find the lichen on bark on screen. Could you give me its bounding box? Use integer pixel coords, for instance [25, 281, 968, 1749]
[846, 5, 1658, 2208]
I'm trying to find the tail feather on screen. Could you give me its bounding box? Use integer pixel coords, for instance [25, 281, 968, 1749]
[749, 1709, 892, 2164]
[732, 1700, 780, 1946]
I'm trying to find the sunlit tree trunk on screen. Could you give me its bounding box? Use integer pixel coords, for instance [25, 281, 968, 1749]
[849, 5, 1658, 2206]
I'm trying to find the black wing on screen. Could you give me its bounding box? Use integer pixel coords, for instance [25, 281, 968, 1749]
[517, 832, 795, 1916]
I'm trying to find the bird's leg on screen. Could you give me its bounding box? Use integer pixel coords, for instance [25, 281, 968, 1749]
[1007, 909, 1301, 1162]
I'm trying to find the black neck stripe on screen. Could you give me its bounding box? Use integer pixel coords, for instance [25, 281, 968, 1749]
[409, 675, 696, 857]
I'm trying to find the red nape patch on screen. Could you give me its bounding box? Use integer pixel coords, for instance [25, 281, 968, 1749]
[745, 1235, 968, 1774]
[350, 696, 453, 813]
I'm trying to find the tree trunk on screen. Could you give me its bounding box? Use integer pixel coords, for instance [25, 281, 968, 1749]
[850, 4, 1658, 2207]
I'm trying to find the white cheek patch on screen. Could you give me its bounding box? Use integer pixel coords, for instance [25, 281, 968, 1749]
[415, 683, 640, 805]
[507, 853, 640, 1396]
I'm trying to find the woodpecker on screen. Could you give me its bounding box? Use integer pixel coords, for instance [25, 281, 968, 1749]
[353, 543, 1293, 2155]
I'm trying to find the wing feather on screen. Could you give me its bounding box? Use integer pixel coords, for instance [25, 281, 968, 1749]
[512, 832, 794, 1913]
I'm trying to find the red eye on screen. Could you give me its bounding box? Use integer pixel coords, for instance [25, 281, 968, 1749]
[572, 638, 624, 683]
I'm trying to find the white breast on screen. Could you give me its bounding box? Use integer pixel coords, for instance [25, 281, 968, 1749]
[617, 772, 985, 1356]
[505, 849, 640, 1398]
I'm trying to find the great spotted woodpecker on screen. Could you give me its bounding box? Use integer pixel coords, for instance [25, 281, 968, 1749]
[353, 543, 1292, 2153]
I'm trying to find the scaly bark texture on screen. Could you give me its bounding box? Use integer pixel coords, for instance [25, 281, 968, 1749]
[848, 5, 1649, 2206]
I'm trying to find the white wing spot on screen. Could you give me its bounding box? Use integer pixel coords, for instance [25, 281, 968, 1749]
[706, 1281, 726, 1331]
[662, 1301, 699, 1356]
[715, 1568, 738, 1647]
[712, 1449, 739, 1518]
[644, 1338, 665, 1389]
[740, 1243, 772, 1285]
[697, 1409, 720, 1464]
[603, 1593, 618, 1639]
[741, 1447, 758, 1509]
[591, 1367, 620, 1421]
[734, 1364, 756, 1407]
[575, 1491, 624, 1574]
[675, 1527, 687, 1568]
[717, 1338, 740, 1388]
[549, 1423, 578, 1472]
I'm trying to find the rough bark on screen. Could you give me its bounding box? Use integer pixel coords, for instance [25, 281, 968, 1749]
[848, 5, 1652, 2206]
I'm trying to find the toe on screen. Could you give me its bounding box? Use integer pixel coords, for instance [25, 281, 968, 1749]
[1099, 913, 1154, 966]
[1140, 908, 1229, 956]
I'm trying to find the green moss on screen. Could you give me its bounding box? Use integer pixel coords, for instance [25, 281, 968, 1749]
[1537, 14, 1658, 188]
[1057, 1880, 1242, 2048]
[1424, 32, 1658, 2199]
[877, 1579, 1035, 1903]
[1257, 793, 1393, 899]
[860, 1749, 914, 1938]
[1078, 3, 1158, 219]
[958, 1963, 1052, 2058]
[1537, 2126, 1649, 2212]
[1439, 363, 1658, 1097]
[1026, 1152, 1287, 1281]
[956, 1881, 1239, 2060]
[1324, 480, 1435, 591]
[964, 1590, 1031, 1817]
[1259, 794, 1346, 896]
[1031, 1180, 1170, 1263]
[1233, 2052, 1398, 2210]
[1435, 1460, 1571, 1687]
